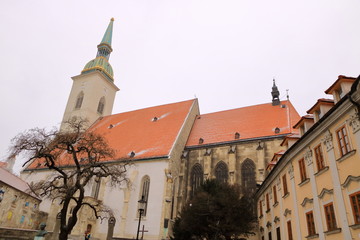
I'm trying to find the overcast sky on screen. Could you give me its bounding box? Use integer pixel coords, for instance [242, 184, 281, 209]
[1, 0, 360, 168]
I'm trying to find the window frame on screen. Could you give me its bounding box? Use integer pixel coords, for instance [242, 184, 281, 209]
[287, 220, 293, 240]
[139, 176, 150, 217]
[336, 125, 351, 157]
[273, 185, 278, 205]
[306, 211, 316, 236]
[282, 174, 288, 196]
[266, 193, 270, 212]
[314, 144, 325, 171]
[350, 191, 360, 225]
[324, 202, 337, 231]
[298, 158, 307, 182]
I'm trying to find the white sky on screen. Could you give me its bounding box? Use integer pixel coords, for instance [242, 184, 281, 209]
[1, 0, 360, 165]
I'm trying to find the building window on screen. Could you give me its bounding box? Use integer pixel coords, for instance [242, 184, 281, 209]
[190, 164, 203, 197]
[336, 126, 351, 156]
[350, 191, 360, 224]
[282, 174, 288, 196]
[75, 91, 84, 109]
[266, 193, 270, 212]
[276, 227, 281, 240]
[314, 144, 325, 171]
[298, 158, 307, 182]
[324, 203, 337, 231]
[306, 211, 316, 236]
[97, 97, 105, 114]
[140, 176, 150, 216]
[268, 231, 272, 240]
[273, 185, 278, 204]
[287, 220, 293, 240]
[91, 177, 101, 199]
[259, 200, 263, 217]
[241, 159, 256, 195]
[215, 161, 228, 183]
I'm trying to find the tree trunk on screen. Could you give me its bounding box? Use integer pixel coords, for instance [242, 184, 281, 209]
[58, 230, 69, 240]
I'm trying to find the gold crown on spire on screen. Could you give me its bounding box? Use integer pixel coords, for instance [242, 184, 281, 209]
[111, 18, 114, 21]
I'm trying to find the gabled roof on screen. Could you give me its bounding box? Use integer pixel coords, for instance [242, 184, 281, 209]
[293, 114, 314, 129]
[186, 100, 300, 147]
[0, 167, 40, 200]
[27, 99, 197, 169]
[325, 75, 356, 94]
[93, 99, 196, 160]
[306, 98, 334, 114]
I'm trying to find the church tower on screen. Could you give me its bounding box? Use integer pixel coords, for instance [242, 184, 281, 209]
[271, 79, 280, 106]
[60, 18, 119, 130]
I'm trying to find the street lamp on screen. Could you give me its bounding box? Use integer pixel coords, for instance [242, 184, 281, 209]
[136, 195, 147, 240]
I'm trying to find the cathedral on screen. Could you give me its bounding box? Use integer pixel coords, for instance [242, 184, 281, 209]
[20, 19, 301, 240]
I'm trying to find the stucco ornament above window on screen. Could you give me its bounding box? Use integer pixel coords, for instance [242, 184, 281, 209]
[304, 147, 313, 166]
[348, 112, 360, 133]
[322, 129, 334, 152]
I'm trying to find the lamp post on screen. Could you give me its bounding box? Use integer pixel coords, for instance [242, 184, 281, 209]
[136, 195, 147, 240]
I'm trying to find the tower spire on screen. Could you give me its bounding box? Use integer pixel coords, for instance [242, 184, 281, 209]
[81, 18, 115, 82]
[271, 79, 280, 106]
[97, 18, 114, 60]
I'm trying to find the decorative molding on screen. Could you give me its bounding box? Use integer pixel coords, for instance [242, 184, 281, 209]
[301, 197, 313, 207]
[337, 150, 356, 163]
[348, 113, 360, 133]
[273, 216, 280, 223]
[266, 221, 272, 228]
[259, 226, 264, 232]
[228, 145, 236, 154]
[288, 164, 294, 179]
[318, 188, 333, 199]
[284, 208, 291, 217]
[322, 130, 334, 152]
[204, 148, 212, 156]
[341, 175, 360, 188]
[304, 147, 313, 166]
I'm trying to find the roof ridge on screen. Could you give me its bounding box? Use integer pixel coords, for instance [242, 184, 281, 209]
[106, 98, 197, 118]
[199, 100, 292, 117]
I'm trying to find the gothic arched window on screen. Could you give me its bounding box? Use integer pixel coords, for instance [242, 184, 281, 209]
[75, 91, 84, 109]
[241, 159, 256, 195]
[97, 97, 105, 114]
[215, 161, 228, 183]
[139, 175, 150, 216]
[190, 164, 203, 197]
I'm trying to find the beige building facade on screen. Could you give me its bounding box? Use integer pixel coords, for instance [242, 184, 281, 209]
[256, 75, 360, 240]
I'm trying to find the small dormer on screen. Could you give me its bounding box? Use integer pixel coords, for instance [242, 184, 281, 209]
[293, 115, 314, 136]
[266, 150, 285, 174]
[280, 133, 300, 149]
[325, 75, 356, 103]
[307, 99, 334, 122]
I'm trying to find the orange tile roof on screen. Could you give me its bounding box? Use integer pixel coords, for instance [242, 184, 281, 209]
[0, 161, 7, 168]
[94, 99, 196, 160]
[27, 99, 197, 170]
[186, 100, 300, 147]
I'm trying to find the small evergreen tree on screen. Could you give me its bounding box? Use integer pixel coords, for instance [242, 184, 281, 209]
[172, 180, 257, 240]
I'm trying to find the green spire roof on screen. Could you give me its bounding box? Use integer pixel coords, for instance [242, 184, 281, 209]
[100, 18, 114, 47]
[81, 18, 115, 82]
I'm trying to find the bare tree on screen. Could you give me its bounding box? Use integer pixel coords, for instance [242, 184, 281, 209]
[11, 118, 130, 240]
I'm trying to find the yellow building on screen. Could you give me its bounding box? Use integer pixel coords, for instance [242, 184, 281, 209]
[256, 75, 360, 240]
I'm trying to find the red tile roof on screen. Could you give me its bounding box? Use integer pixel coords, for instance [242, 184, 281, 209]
[186, 100, 300, 147]
[0, 167, 40, 200]
[28, 99, 197, 169]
